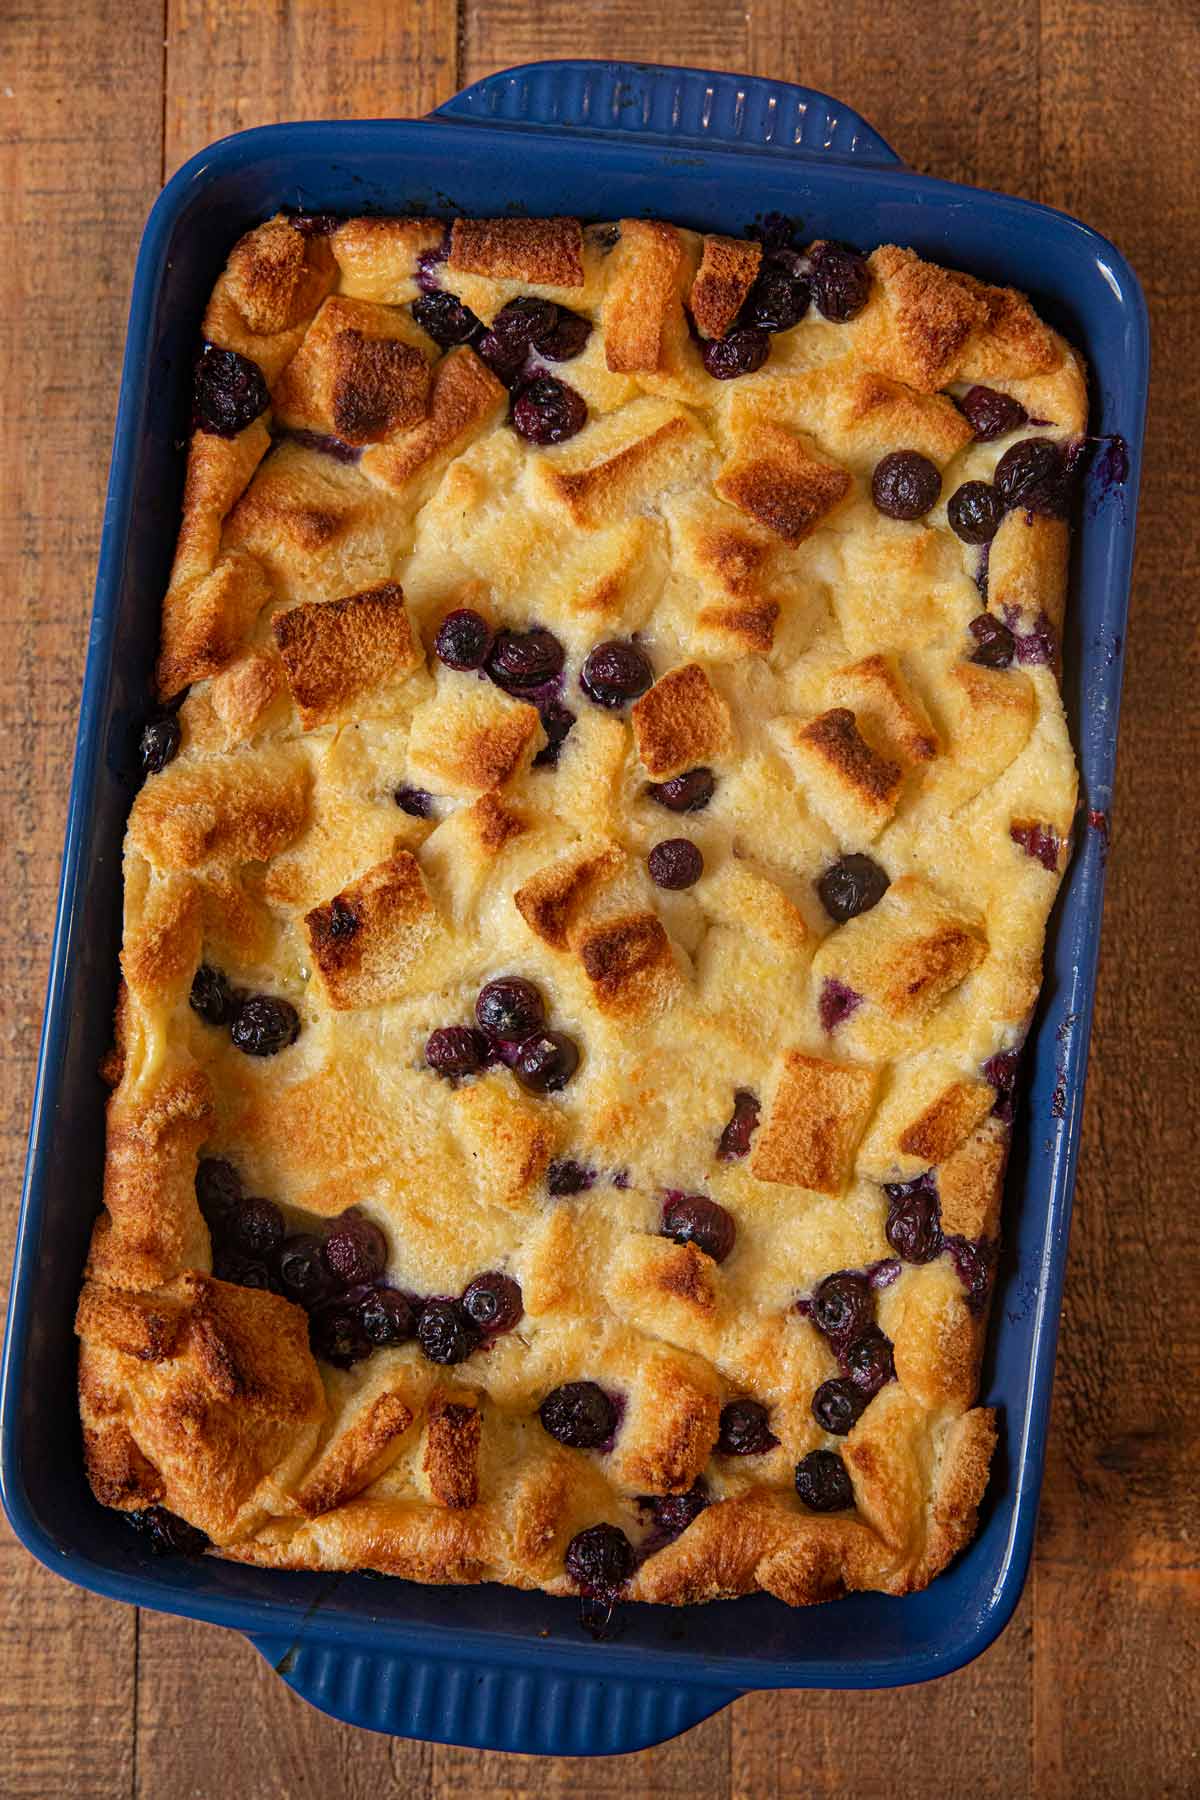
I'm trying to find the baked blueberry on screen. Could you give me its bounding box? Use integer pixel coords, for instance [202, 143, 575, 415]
[794, 1448, 855, 1511]
[661, 1193, 736, 1264]
[322, 1215, 388, 1288]
[139, 715, 181, 775]
[811, 1377, 868, 1435]
[717, 1089, 760, 1160]
[948, 480, 1003, 544]
[872, 450, 941, 520]
[534, 307, 591, 362]
[994, 436, 1063, 509]
[486, 627, 564, 693]
[211, 1246, 273, 1289]
[461, 1271, 523, 1334]
[416, 1297, 479, 1364]
[946, 1236, 996, 1313]
[539, 1381, 616, 1449]
[716, 1397, 778, 1455]
[968, 612, 1016, 668]
[425, 1025, 489, 1078]
[310, 1301, 371, 1369]
[648, 838, 703, 890]
[808, 242, 871, 321]
[817, 854, 890, 923]
[229, 994, 300, 1056]
[1011, 820, 1061, 870]
[193, 342, 270, 437]
[741, 257, 810, 332]
[983, 1048, 1021, 1122]
[359, 1287, 415, 1346]
[189, 964, 233, 1027]
[641, 1482, 709, 1537]
[547, 1158, 595, 1195]
[230, 1196, 284, 1261]
[701, 327, 770, 379]
[580, 640, 653, 708]
[513, 1030, 579, 1093]
[511, 377, 588, 444]
[646, 767, 716, 812]
[475, 977, 545, 1043]
[435, 608, 493, 671]
[884, 1175, 943, 1263]
[411, 290, 482, 348]
[394, 785, 437, 818]
[195, 1157, 242, 1235]
[564, 1523, 635, 1593]
[843, 1327, 895, 1396]
[531, 699, 576, 768]
[811, 1272, 873, 1346]
[959, 385, 1028, 442]
[477, 298, 558, 386]
[128, 1505, 209, 1557]
[277, 1233, 333, 1307]
[818, 977, 862, 1033]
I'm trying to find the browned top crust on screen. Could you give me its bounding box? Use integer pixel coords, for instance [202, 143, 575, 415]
[79, 211, 1082, 1612]
[448, 216, 584, 286]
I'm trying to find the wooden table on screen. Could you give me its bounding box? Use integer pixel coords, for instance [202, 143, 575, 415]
[2, 3, 1196, 1794]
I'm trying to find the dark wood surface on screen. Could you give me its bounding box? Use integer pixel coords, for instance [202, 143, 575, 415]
[1, 3, 1196, 1794]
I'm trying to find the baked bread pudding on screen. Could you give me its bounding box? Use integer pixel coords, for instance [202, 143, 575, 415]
[76, 209, 1084, 1609]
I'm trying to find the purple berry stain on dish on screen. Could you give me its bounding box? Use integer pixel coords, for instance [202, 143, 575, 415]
[1087, 807, 1111, 860]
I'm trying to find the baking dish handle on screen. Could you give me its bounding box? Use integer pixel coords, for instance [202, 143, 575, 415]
[432, 59, 902, 166]
[247, 1632, 739, 1753]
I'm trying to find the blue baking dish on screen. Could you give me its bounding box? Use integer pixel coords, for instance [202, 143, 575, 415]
[2, 60, 1146, 1754]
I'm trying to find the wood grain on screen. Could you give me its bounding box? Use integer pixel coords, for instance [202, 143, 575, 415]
[2, 1, 1198, 1795]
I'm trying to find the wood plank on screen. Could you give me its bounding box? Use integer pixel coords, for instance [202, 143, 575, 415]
[461, 0, 750, 89]
[1033, 2, 1200, 1795]
[0, 0, 163, 1788]
[433, 1709, 729, 1798]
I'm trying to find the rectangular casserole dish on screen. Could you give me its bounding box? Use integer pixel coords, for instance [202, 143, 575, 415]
[1, 59, 1147, 1755]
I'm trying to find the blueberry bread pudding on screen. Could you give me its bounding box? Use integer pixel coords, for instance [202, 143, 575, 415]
[76, 211, 1084, 1609]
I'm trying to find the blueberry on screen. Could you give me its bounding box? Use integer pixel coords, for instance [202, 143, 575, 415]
[322, 1215, 388, 1288]
[993, 437, 1064, 510]
[534, 308, 591, 362]
[193, 342, 270, 437]
[289, 212, 339, 238]
[808, 242, 871, 322]
[661, 1193, 736, 1265]
[394, 785, 437, 818]
[946, 1235, 997, 1313]
[947, 480, 1003, 544]
[580, 640, 653, 708]
[189, 964, 233, 1027]
[539, 1381, 615, 1449]
[426, 1025, 489, 1078]
[510, 377, 588, 444]
[310, 1301, 371, 1369]
[741, 258, 810, 332]
[717, 1089, 760, 1161]
[513, 1030, 580, 1094]
[211, 1247, 273, 1290]
[435, 608, 493, 671]
[231, 1196, 284, 1260]
[968, 613, 1016, 669]
[645, 767, 716, 813]
[531, 700, 577, 768]
[127, 1506, 209, 1557]
[811, 1272, 874, 1346]
[811, 1377, 868, 1435]
[485, 627, 564, 693]
[843, 1327, 895, 1396]
[872, 450, 941, 521]
[277, 1233, 333, 1307]
[884, 1174, 943, 1263]
[817, 854, 890, 923]
[547, 1158, 595, 1195]
[564, 1522, 635, 1594]
[640, 1482, 709, 1538]
[475, 978, 545, 1042]
[415, 239, 450, 293]
[1010, 820, 1061, 871]
[818, 976, 862, 1033]
[476, 299, 559, 387]
[648, 838, 703, 890]
[958, 385, 1028, 442]
[460, 1271, 523, 1334]
[794, 1448, 855, 1511]
[701, 327, 770, 379]
[983, 1048, 1021, 1122]
[416, 1297, 479, 1364]
[327, 898, 359, 941]
[195, 1157, 242, 1235]
[411, 290, 483, 348]
[139, 715, 181, 775]
[716, 1398, 778, 1455]
[358, 1287, 415, 1346]
[229, 995, 301, 1057]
